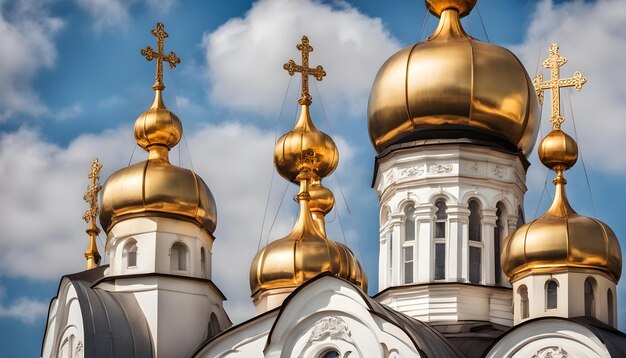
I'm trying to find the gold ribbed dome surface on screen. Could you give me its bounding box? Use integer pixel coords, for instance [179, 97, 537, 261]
[501, 175, 622, 283]
[368, 3, 539, 155]
[274, 105, 338, 183]
[249, 186, 367, 295]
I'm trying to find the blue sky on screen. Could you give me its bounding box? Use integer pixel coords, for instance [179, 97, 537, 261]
[1, 0, 625, 356]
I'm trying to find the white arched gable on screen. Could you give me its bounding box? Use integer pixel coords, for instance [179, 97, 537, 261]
[427, 191, 456, 206]
[460, 191, 488, 208]
[395, 195, 419, 214]
[41, 279, 85, 358]
[485, 318, 610, 358]
[265, 275, 419, 358]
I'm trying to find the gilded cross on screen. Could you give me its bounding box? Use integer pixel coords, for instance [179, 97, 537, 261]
[83, 158, 102, 269]
[533, 43, 587, 130]
[284, 36, 326, 105]
[141, 22, 180, 91]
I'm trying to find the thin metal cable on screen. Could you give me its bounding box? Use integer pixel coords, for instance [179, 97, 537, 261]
[257, 77, 293, 251]
[127, 144, 137, 166]
[167, 71, 195, 171]
[336, 203, 368, 278]
[416, 9, 429, 41]
[475, 5, 490, 43]
[266, 181, 292, 246]
[312, 81, 352, 216]
[565, 89, 597, 216]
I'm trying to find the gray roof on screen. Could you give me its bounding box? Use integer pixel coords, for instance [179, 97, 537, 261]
[429, 321, 509, 358]
[42, 266, 154, 358]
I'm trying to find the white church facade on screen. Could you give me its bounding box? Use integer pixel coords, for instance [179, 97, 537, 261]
[41, 1, 625, 357]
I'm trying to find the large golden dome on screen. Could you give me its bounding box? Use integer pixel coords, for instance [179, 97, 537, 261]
[368, 0, 539, 155]
[249, 180, 367, 295]
[99, 89, 217, 235]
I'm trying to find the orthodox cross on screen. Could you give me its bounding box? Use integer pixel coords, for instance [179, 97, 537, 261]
[284, 36, 327, 105]
[533, 43, 587, 130]
[83, 158, 102, 269]
[141, 22, 180, 91]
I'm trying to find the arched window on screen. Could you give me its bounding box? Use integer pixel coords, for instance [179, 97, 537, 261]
[200, 248, 207, 279]
[494, 203, 506, 285]
[518, 285, 529, 319]
[320, 350, 340, 358]
[170, 242, 189, 271]
[546, 279, 558, 310]
[123, 240, 138, 269]
[404, 204, 415, 242]
[608, 288, 614, 326]
[516, 206, 525, 229]
[208, 312, 220, 339]
[585, 278, 596, 317]
[468, 199, 482, 284]
[434, 199, 447, 280]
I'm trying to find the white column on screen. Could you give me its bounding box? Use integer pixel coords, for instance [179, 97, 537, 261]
[389, 215, 403, 287]
[482, 208, 498, 285]
[415, 203, 435, 282]
[379, 227, 389, 290]
[447, 204, 469, 282]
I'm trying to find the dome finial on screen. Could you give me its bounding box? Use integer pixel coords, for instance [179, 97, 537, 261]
[425, 0, 476, 18]
[140, 22, 180, 91]
[83, 158, 103, 270]
[135, 23, 183, 161]
[533, 43, 587, 131]
[283, 35, 327, 105]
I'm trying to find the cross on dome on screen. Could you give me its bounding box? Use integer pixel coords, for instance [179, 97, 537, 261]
[141, 22, 181, 91]
[283, 36, 326, 105]
[533, 43, 587, 130]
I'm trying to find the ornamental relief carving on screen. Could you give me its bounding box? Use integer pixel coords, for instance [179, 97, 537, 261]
[306, 317, 353, 344]
[532, 346, 568, 358]
[384, 170, 395, 185]
[491, 164, 507, 179]
[430, 163, 453, 174]
[465, 161, 480, 174]
[400, 166, 424, 177]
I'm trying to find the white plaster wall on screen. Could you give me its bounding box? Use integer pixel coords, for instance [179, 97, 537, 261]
[41, 282, 85, 358]
[512, 272, 617, 326]
[376, 283, 513, 326]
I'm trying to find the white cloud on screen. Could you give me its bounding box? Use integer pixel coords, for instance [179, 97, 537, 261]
[202, 0, 401, 117]
[0, 0, 63, 120]
[0, 286, 48, 324]
[512, 0, 626, 175]
[75, 0, 176, 33]
[55, 103, 83, 122]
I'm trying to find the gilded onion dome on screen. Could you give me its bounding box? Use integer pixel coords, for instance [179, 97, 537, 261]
[99, 23, 217, 236]
[250, 36, 366, 297]
[368, 0, 539, 156]
[501, 42, 621, 282]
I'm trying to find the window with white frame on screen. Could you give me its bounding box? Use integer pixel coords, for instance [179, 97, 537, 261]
[585, 278, 596, 317]
[123, 239, 138, 269]
[434, 199, 447, 280]
[546, 279, 558, 310]
[201, 247, 207, 278]
[494, 203, 506, 285]
[404, 204, 415, 242]
[518, 285, 529, 319]
[403, 246, 414, 284]
[171, 242, 189, 272]
[468, 199, 482, 284]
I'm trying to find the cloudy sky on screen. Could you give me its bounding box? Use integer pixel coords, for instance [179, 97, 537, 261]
[1, 0, 625, 355]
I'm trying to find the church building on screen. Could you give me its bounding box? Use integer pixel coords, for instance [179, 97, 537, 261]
[41, 1, 626, 357]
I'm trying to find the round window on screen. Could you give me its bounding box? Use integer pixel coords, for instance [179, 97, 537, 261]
[320, 350, 340, 358]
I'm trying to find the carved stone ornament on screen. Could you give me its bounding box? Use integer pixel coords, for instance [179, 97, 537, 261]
[306, 317, 352, 344]
[384, 170, 395, 185]
[532, 346, 568, 358]
[492, 164, 506, 179]
[465, 161, 480, 174]
[431, 163, 453, 174]
[400, 166, 424, 177]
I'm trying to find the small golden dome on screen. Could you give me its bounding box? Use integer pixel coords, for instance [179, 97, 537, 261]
[100, 90, 217, 235]
[274, 105, 338, 183]
[249, 181, 366, 295]
[368, 2, 539, 156]
[538, 129, 578, 170]
[501, 173, 622, 283]
[426, 0, 476, 17]
[308, 179, 335, 215]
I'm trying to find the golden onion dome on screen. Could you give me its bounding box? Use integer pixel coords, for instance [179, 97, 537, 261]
[502, 127, 621, 283]
[249, 180, 367, 295]
[368, 0, 539, 156]
[274, 105, 338, 183]
[99, 89, 217, 235]
[308, 178, 335, 215]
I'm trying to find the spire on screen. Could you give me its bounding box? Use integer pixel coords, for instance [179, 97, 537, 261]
[283, 35, 326, 105]
[135, 22, 183, 162]
[83, 158, 103, 270]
